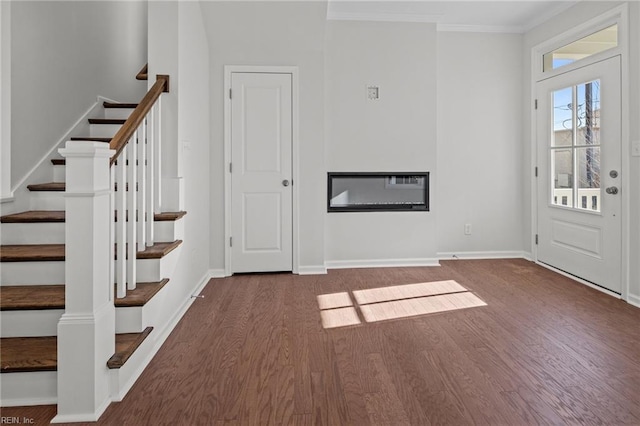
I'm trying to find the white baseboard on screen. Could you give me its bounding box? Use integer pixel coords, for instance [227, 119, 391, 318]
[437, 251, 527, 260]
[627, 293, 640, 308]
[209, 268, 227, 278]
[297, 265, 328, 275]
[51, 398, 110, 423]
[325, 258, 440, 270]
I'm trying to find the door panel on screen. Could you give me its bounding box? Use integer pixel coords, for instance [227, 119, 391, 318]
[536, 56, 621, 293]
[231, 73, 292, 273]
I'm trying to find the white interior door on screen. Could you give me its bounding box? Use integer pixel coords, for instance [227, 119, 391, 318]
[230, 72, 293, 273]
[536, 56, 621, 294]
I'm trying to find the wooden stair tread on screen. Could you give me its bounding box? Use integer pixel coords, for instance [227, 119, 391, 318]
[103, 102, 138, 109]
[151, 211, 187, 221]
[1, 210, 65, 223]
[0, 285, 65, 310]
[27, 182, 65, 192]
[108, 327, 153, 369]
[114, 279, 169, 307]
[0, 336, 57, 373]
[1, 241, 182, 262]
[69, 137, 112, 142]
[1, 329, 153, 373]
[0, 244, 65, 262]
[1, 210, 186, 223]
[0, 280, 169, 311]
[51, 158, 65, 165]
[88, 118, 126, 125]
[130, 240, 183, 259]
[27, 182, 136, 192]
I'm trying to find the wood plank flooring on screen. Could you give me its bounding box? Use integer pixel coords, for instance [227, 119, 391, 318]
[4, 259, 640, 425]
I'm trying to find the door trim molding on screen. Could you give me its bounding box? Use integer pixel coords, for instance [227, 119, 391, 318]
[529, 4, 630, 301]
[223, 65, 300, 276]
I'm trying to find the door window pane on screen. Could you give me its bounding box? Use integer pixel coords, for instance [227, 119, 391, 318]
[576, 80, 600, 146]
[552, 87, 573, 147]
[543, 25, 617, 72]
[577, 146, 601, 212]
[552, 149, 573, 208]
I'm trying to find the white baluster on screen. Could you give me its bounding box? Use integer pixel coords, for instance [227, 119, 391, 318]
[146, 109, 155, 245]
[153, 99, 162, 214]
[115, 150, 127, 299]
[109, 165, 115, 302]
[137, 122, 146, 250]
[126, 133, 137, 291]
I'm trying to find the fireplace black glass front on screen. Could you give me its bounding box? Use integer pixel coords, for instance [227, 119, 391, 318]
[327, 172, 429, 212]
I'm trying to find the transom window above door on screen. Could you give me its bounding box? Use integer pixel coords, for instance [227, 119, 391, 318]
[543, 24, 618, 72]
[550, 79, 601, 212]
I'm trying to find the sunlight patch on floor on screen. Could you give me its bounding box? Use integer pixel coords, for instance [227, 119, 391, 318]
[317, 280, 486, 329]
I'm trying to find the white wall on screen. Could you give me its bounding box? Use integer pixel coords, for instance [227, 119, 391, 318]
[200, 1, 327, 271]
[437, 32, 524, 257]
[10, 1, 147, 189]
[325, 20, 438, 265]
[523, 1, 640, 304]
[0, 1, 10, 201]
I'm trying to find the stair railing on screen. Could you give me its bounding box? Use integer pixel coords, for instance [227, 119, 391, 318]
[110, 74, 169, 298]
[56, 73, 169, 421]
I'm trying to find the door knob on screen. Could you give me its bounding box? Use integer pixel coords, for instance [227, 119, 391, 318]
[606, 186, 618, 195]
[282, 179, 290, 187]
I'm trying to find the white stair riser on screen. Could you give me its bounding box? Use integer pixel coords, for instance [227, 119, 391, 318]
[1, 223, 65, 245]
[115, 281, 168, 333]
[0, 371, 57, 407]
[1, 310, 62, 337]
[105, 109, 134, 120]
[53, 165, 66, 182]
[1, 261, 65, 285]
[2, 221, 179, 244]
[136, 247, 181, 283]
[0, 257, 171, 285]
[1, 305, 158, 337]
[30, 192, 65, 210]
[90, 124, 121, 138]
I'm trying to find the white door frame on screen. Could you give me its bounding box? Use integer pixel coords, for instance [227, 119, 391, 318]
[529, 4, 630, 300]
[223, 65, 300, 276]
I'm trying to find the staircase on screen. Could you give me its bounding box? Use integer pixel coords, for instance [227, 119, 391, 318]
[0, 70, 185, 411]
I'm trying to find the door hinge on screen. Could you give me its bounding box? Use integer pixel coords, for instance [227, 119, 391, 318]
[229, 89, 232, 100]
[229, 163, 232, 173]
[230, 237, 233, 247]
[535, 166, 538, 177]
[535, 99, 538, 110]
[535, 234, 538, 245]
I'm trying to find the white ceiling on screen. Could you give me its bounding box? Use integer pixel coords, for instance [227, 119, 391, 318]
[327, 1, 580, 33]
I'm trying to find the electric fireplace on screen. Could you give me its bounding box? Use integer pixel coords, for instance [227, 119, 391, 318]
[327, 172, 429, 212]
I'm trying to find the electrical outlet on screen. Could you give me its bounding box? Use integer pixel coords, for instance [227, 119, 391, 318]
[632, 140, 640, 157]
[464, 223, 472, 235]
[367, 86, 379, 100]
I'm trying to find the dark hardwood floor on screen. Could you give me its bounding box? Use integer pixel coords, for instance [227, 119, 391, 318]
[4, 259, 640, 425]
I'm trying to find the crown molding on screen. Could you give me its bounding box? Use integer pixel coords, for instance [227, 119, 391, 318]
[326, 10, 442, 24]
[437, 23, 524, 34]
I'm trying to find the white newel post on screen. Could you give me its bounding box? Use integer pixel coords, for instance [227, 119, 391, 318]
[53, 141, 116, 423]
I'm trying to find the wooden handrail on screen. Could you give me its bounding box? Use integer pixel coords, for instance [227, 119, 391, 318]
[109, 75, 169, 165]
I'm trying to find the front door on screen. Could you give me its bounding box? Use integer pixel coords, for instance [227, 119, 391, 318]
[230, 72, 293, 273]
[536, 56, 622, 294]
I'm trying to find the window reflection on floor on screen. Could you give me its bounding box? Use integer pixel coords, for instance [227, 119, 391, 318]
[317, 280, 486, 329]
